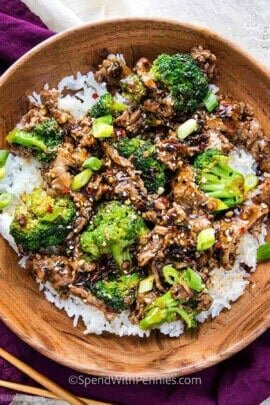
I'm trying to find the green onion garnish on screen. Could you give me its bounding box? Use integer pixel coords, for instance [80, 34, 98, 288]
[203, 90, 219, 112]
[162, 265, 179, 285]
[41, 206, 62, 222]
[138, 275, 154, 293]
[244, 174, 258, 192]
[182, 268, 205, 292]
[0, 150, 9, 180]
[71, 169, 93, 191]
[94, 115, 113, 125]
[93, 123, 113, 138]
[197, 228, 216, 251]
[257, 243, 270, 262]
[0, 167, 6, 180]
[82, 156, 103, 171]
[92, 115, 114, 138]
[0, 193, 12, 209]
[0, 150, 9, 168]
[177, 119, 198, 140]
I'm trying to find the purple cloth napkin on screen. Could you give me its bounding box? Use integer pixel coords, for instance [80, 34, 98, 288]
[0, 1, 269, 404]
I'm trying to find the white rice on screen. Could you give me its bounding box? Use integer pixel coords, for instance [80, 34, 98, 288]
[29, 54, 130, 120]
[57, 71, 108, 119]
[0, 155, 42, 251]
[41, 281, 150, 337]
[29, 71, 108, 119]
[196, 223, 267, 323]
[0, 63, 266, 337]
[1, 148, 264, 337]
[228, 148, 257, 176]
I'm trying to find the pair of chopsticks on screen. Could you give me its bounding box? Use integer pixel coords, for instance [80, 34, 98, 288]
[0, 348, 110, 405]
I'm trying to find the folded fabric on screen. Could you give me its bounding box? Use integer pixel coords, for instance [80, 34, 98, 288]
[0, 0, 52, 74]
[22, 0, 150, 31]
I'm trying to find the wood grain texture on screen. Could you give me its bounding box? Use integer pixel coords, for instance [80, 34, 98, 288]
[0, 19, 269, 378]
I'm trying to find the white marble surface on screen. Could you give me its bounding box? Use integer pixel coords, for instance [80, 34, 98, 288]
[12, 0, 270, 404]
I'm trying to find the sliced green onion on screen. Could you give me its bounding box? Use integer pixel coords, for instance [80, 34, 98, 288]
[257, 243, 270, 262]
[0, 150, 9, 168]
[92, 122, 114, 138]
[177, 119, 198, 140]
[203, 90, 219, 112]
[213, 198, 229, 212]
[197, 228, 216, 251]
[0, 193, 12, 209]
[244, 174, 258, 192]
[82, 156, 103, 171]
[71, 169, 93, 191]
[41, 206, 62, 222]
[0, 167, 6, 180]
[182, 268, 205, 292]
[162, 265, 179, 285]
[0, 150, 9, 180]
[138, 275, 154, 294]
[92, 115, 114, 138]
[94, 115, 113, 125]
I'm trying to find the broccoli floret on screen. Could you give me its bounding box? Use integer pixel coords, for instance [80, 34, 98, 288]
[150, 53, 209, 115]
[90, 93, 127, 118]
[194, 148, 245, 208]
[120, 74, 146, 103]
[115, 137, 145, 158]
[90, 273, 140, 312]
[139, 291, 197, 330]
[10, 189, 76, 251]
[80, 201, 148, 269]
[6, 119, 63, 162]
[115, 137, 166, 194]
[193, 148, 222, 170]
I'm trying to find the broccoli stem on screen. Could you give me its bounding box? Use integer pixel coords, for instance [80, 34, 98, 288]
[6, 129, 47, 152]
[169, 307, 197, 328]
[111, 244, 131, 268]
[112, 100, 128, 112]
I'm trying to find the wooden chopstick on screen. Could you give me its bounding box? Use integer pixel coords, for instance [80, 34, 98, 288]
[0, 348, 86, 405]
[0, 379, 109, 405]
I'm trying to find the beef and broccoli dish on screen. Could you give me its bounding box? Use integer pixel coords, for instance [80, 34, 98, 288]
[0, 47, 269, 337]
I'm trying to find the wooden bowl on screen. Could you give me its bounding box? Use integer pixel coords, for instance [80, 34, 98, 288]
[0, 18, 269, 378]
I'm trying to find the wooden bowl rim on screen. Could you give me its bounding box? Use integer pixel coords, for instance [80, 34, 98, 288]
[0, 17, 269, 377]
